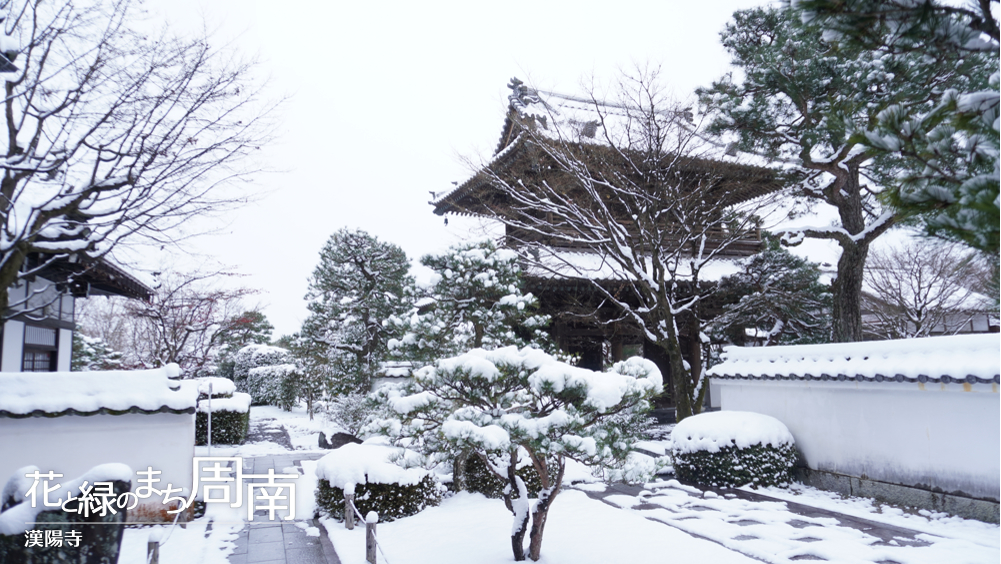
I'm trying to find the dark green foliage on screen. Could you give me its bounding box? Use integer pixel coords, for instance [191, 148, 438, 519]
[388, 240, 553, 366]
[0, 480, 130, 564]
[673, 443, 797, 488]
[71, 331, 123, 372]
[302, 229, 414, 394]
[698, 4, 994, 340]
[316, 475, 441, 523]
[463, 455, 543, 499]
[796, 0, 999, 254]
[195, 408, 250, 445]
[712, 240, 832, 346]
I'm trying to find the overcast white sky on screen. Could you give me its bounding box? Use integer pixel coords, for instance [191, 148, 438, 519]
[137, 0, 778, 337]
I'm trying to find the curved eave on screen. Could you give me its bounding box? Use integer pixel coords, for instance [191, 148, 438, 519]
[0, 405, 196, 418]
[710, 373, 1000, 384]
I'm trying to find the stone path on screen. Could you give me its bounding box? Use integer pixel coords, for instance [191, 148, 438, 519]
[245, 417, 296, 450]
[228, 453, 339, 564]
[577, 481, 937, 564]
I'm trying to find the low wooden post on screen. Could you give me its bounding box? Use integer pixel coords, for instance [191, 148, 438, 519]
[365, 511, 379, 564]
[344, 492, 355, 530]
[147, 541, 159, 564]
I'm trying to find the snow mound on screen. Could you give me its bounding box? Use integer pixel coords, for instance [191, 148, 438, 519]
[315, 443, 429, 489]
[672, 411, 794, 455]
[0, 364, 195, 415]
[708, 334, 1000, 382]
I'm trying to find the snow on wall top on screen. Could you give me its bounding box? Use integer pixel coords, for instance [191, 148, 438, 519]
[708, 334, 1001, 384]
[0, 364, 198, 417]
[672, 411, 794, 455]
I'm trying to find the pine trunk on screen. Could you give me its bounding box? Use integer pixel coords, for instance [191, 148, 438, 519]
[831, 243, 868, 342]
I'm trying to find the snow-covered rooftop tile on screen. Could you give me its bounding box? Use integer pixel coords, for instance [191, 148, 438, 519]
[0, 364, 197, 417]
[708, 334, 1000, 384]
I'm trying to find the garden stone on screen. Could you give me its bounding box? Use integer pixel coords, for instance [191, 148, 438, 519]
[318, 432, 362, 450]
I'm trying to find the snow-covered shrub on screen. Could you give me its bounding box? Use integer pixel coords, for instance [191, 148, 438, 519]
[314, 443, 442, 522]
[324, 393, 377, 436]
[671, 411, 796, 488]
[247, 364, 300, 409]
[1, 465, 131, 563]
[233, 344, 302, 409]
[196, 392, 252, 445]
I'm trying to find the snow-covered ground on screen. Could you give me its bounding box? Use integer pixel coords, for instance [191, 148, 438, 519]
[116, 403, 999, 564]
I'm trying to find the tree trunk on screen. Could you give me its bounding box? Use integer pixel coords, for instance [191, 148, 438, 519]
[830, 162, 870, 343]
[505, 452, 529, 561]
[452, 448, 471, 492]
[527, 458, 564, 561]
[659, 308, 693, 422]
[831, 242, 868, 342]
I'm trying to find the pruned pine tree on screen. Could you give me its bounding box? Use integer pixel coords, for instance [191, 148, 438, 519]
[863, 239, 996, 339]
[795, 0, 999, 254]
[374, 347, 662, 562]
[302, 229, 413, 394]
[698, 5, 994, 341]
[388, 239, 552, 365]
[0, 0, 274, 319]
[711, 242, 831, 347]
[480, 73, 778, 422]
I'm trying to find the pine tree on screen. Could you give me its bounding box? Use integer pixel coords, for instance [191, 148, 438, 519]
[302, 229, 413, 394]
[71, 331, 124, 371]
[388, 240, 552, 365]
[711, 242, 832, 347]
[796, 0, 999, 254]
[698, 5, 992, 341]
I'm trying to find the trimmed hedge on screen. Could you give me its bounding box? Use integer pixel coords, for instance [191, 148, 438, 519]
[463, 454, 544, 499]
[316, 475, 441, 523]
[673, 442, 797, 488]
[195, 408, 250, 445]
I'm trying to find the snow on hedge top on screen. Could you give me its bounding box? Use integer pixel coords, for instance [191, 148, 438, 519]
[197, 392, 252, 414]
[672, 411, 794, 455]
[707, 334, 1001, 382]
[315, 443, 429, 489]
[0, 364, 196, 416]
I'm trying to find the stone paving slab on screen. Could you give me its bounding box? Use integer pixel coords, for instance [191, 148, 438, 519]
[579, 481, 941, 564]
[227, 450, 338, 564]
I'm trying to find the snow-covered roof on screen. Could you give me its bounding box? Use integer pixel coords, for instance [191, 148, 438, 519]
[708, 334, 1000, 384]
[0, 364, 198, 417]
[525, 248, 744, 283]
[432, 78, 780, 217]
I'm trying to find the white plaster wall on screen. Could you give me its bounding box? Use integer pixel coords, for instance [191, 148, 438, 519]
[715, 379, 1000, 501]
[57, 328, 72, 372]
[2, 320, 24, 372]
[0, 413, 195, 497]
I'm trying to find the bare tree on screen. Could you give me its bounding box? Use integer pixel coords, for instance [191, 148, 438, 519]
[77, 270, 261, 375]
[863, 239, 996, 339]
[476, 73, 779, 421]
[0, 0, 274, 317]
